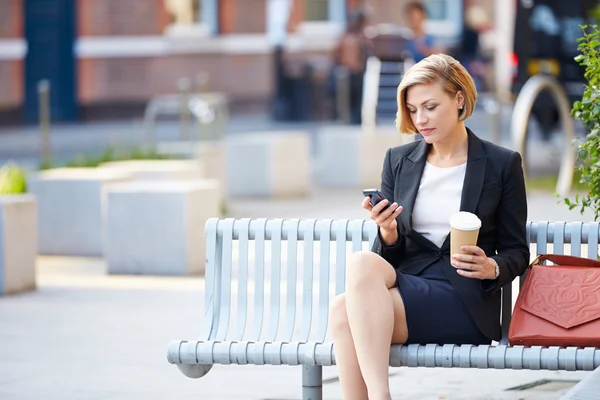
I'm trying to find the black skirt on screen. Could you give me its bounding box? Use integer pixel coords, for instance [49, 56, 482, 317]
[395, 260, 491, 345]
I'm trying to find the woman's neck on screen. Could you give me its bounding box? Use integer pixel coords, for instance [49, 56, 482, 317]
[429, 124, 469, 161]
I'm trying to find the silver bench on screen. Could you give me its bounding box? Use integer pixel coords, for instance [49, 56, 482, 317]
[167, 219, 600, 399]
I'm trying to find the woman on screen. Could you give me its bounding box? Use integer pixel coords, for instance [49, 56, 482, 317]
[329, 54, 530, 400]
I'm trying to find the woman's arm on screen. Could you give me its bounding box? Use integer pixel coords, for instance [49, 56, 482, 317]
[483, 151, 530, 293]
[371, 149, 405, 263]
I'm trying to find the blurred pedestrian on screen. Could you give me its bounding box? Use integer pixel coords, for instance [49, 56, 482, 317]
[330, 8, 373, 124]
[405, 2, 443, 62]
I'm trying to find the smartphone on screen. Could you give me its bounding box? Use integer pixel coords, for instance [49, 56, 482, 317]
[363, 188, 391, 211]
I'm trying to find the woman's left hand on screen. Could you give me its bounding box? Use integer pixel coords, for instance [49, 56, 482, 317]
[451, 245, 497, 280]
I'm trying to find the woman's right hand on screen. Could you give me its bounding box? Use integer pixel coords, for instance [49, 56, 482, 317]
[362, 197, 403, 245]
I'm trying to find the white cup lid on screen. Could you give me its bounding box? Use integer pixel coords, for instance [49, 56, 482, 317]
[449, 211, 482, 231]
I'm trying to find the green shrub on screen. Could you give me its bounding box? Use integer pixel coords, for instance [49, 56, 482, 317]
[0, 162, 27, 195]
[563, 25, 600, 221]
[41, 146, 174, 170]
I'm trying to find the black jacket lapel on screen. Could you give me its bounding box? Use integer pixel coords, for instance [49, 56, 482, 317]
[460, 129, 487, 214]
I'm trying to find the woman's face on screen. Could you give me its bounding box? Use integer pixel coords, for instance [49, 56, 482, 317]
[405, 82, 463, 144]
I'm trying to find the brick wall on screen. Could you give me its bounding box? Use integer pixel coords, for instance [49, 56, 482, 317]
[78, 53, 273, 107]
[220, 0, 267, 34]
[78, 0, 169, 36]
[0, 0, 23, 110]
[0, 0, 22, 38]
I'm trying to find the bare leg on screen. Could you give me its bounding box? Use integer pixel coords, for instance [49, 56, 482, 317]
[345, 251, 408, 400]
[330, 294, 368, 400]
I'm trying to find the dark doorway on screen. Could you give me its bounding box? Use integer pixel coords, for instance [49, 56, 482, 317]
[23, 0, 77, 122]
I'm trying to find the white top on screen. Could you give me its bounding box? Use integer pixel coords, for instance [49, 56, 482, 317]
[412, 162, 467, 248]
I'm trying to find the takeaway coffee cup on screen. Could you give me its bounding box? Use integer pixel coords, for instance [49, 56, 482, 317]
[449, 212, 482, 256]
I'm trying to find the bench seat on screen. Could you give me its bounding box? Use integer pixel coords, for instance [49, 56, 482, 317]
[167, 219, 600, 398]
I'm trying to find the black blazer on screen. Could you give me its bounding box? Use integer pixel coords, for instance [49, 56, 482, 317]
[371, 128, 530, 341]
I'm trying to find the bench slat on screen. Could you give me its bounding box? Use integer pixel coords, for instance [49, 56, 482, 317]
[570, 222, 583, 257]
[266, 219, 284, 342]
[553, 221, 566, 255]
[300, 220, 316, 342]
[351, 220, 364, 252]
[250, 219, 267, 341]
[203, 219, 219, 341]
[234, 218, 251, 341]
[537, 221, 549, 255]
[587, 222, 599, 259]
[216, 219, 234, 341]
[281, 219, 300, 342]
[335, 220, 349, 295]
[317, 220, 333, 342]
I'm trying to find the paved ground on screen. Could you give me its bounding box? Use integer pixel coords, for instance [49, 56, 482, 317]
[0, 187, 595, 400]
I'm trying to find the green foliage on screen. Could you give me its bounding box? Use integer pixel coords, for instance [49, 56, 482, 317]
[0, 162, 27, 195]
[40, 146, 173, 170]
[564, 25, 600, 221]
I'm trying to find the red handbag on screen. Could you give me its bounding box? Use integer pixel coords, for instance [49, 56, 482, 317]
[509, 254, 600, 347]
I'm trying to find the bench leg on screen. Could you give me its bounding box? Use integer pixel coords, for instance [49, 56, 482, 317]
[302, 365, 322, 400]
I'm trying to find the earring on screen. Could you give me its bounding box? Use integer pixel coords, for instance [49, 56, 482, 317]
[459, 106, 463, 110]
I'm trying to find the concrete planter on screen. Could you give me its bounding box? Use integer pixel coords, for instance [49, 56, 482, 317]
[315, 126, 415, 188]
[0, 195, 37, 295]
[98, 160, 204, 182]
[28, 168, 131, 256]
[105, 180, 220, 276]
[224, 131, 311, 197]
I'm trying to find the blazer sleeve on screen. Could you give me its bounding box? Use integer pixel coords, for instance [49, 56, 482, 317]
[370, 148, 405, 264]
[483, 151, 530, 293]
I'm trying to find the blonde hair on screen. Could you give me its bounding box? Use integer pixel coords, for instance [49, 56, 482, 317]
[395, 54, 477, 134]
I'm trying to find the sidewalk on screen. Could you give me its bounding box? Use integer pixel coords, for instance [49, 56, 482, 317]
[0, 189, 595, 400]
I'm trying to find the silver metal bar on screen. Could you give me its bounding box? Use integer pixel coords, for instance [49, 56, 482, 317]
[234, 218, 251, 340]
[335, 220, 349, 295]
[202, 219, 219, 341]
[511, 74, 576, 197]
[216, 219, 234, 340]
[351, 219, 364, 252]
[537, 221, 548, 255]
[37, 80, 52, 167]
[553, 222, 566, 255]
[178, 77, 192, 141]
[316, 220, 332, 342]
[570, 222, 583, 257]
[266, 219, 284, 342]
[302, 365, 323, 400]
[299, 220, 316, 342]
[587, 222, 599, 260]
[250, 219, 267, 341]
[281, 219, 300, 341]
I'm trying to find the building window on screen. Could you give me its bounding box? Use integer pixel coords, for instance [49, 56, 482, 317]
[424, 0, 448, 20]
[306, 0, 329, 21]
[164, 0, 217, 35]
[166, 0, 200, 25]
[423, 0, 462, 37]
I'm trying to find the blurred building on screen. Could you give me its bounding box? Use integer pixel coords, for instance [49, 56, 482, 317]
[0, 0, 495, 124]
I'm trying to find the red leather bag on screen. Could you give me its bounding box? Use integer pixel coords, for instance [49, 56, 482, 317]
[509, 254, 600, 347]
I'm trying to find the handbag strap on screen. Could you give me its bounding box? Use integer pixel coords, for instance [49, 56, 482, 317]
[534, 254, 600, 267]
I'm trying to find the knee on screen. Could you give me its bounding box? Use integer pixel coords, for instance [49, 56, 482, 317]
[346, 250, 389, 290]
[329, 294, 349, 335]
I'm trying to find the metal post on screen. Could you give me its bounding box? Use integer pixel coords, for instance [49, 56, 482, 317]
[178, 77, 192, 141]
[335, 66, 350, 124]
[482, 94, 501, 145]
[302, 365, 323, 400]
[510, 74, 576, 197]
[196, 72, 210, 93]
[37, 80, 52, 167]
